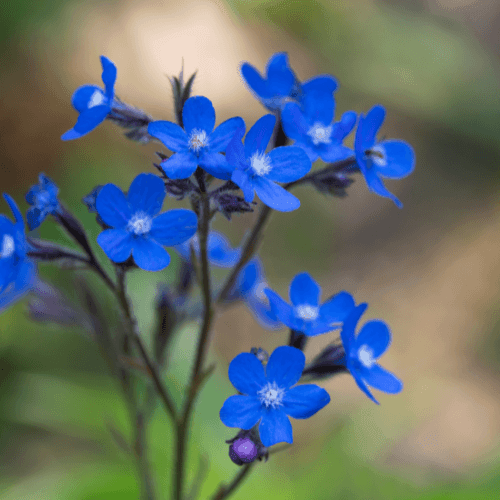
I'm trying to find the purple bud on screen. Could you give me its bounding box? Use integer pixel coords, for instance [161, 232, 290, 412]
[229, 437, 258, 465]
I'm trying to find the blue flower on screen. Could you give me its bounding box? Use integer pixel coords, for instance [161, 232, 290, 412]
[340, 303, 403, 404]
[25, 174, 60, 230]
[264, 272, 355, 336]
[61, 56, 117, 141]
[354, 105, 415, 208]
[220, 345, 330, 447]
[0, 194, 36, 311]
[227, 114, 311, 212]
[96, 173, 197, 271]
[240, 53, 338, 112]
[233, 257, 282, 330]
[147, 96, 244, 180]
[175, 231, 241, 268]
[281, 92, 357, 164]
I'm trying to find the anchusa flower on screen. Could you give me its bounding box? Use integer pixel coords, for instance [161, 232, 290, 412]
[96, 173, 197, 271]
[354, 105, 415, 208]
[281, 91, 357, 163]
[227, 114, 311, 212]
[340, 303, 403, 404]
[62, 56, 117, 141]
[0, 194, 36, 311]
[220, 346, 330, 447]
[265, 272, 355, 336]
[147, 96, 244, 180]
[25, 173, 61, 230]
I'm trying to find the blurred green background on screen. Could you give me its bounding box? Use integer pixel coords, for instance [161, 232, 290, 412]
[1, 0, 500, 498]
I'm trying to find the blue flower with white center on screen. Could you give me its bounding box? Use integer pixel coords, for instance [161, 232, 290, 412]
[175, 231, 241, 268]
[227, 114, 311, 212]
[61, 56, 117, 141]
[264, 272, 355, 336]
[0, 194, 36, 312]
[354, 105, 415, 208]
[96, 173, 197, 271]
[147, 96, 244, 181]
[340, 303, 403, 404]
[220, 345, 330, 447]
[25, 174, 60, 230]
[233, 257, 282, 330]
[281, 91, 357, 163]
[240, 53, 338, 112]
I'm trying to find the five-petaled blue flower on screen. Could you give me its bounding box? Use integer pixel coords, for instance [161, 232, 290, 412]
[264, 272, 355, 336]
[96, 173, 197, 271]
[227, 114, 311, 212]
[175, 231, 241, 268]
[0, 194, 36, 312]
[354, 105, 415, 208]
[147, 96, 244, 180]
[220, 345, 330, 447]
[61, 56, 117, 141]
[282, 91, 357, 164]
[25, 173, 60, 230]
[340, 303, 403, 404]
[233, 257, 282, 330]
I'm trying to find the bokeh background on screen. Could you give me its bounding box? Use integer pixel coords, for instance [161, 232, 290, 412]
[1, 0, 500, 498]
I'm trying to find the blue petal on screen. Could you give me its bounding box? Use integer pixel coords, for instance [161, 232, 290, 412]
[71, 85, 104, 113]
[26, 207, 45, 231]
[281, 102, 309, 142]
[231, 170, 254, 203]
[160, 152, 198, 180]
[240, 62, 273, 99]
[350, 369, 379, 404]
[266, 346, 305, 389]
[25, 185, 40, 206]
[127, 173, 165, 216]
[259, 409, 293, 447]
[97, 229, 133, 263]
[376, 140, 415, 179]
[295, 142, 320, 163]
[228, 352, 267, 396]
[266, 53, 295, 96]
[357, 105, 385, 150]
[219, 395, 262, 429]
[362, 167, 402, 208]
[340, 303, 368, 354]
[0, 260, 36, 312]
[132, 237, 171, 271]
[61, 106, 110, 141]
[100, 56, 117, 98]
[289, 273, 320, 307]
[253, 177, 300, 212]
[3, 194, 24, 231]
[199, 151, 233, 180]
[358, 364, 403, 394]
[209, 116, 246, 152]
[182, 96, 215, 135]
[301, 90, 335, 127]
[321, 145, 355, 163]
[301, 75, 338, 97]
[319, 291, 355, 323]
[207, 232, 241, 267]
[244, 114, 275, 158]
[267, 146, 311, 183]
[330, 111, 357, 143]
[245, 294, 283, 330]
[282, 384, 330, 419]
[237, 258, 261, 296]
[355, 320, 391, 360]
[264, 289, 295, 328]
[148, 121, 187, 152]
[149, 209, 197, 246]
[96, 184, 131, 229]
[225, 126, 246, 169]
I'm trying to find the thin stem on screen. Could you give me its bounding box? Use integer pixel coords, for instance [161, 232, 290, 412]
[211, 463, 256, 500]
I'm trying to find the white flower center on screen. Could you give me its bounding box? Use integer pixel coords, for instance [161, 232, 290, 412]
[188, 129, 209, 153]
[358, 344, 375, 368]
[258, 381, 285, 409]
[250, 152, 272, 176]
[0, 234, 15, 259]
[307, 122, 332, 146]
[253, 281, 268, 300]
[369, 145, 387, 167]
[128, 212, 152, 235]
[295, 304, 319, 321]
[88, 90, 106, 108]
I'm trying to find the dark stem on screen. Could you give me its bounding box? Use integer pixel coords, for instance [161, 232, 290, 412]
[211, 463, 255, 500]
[288, 329, 308, 351]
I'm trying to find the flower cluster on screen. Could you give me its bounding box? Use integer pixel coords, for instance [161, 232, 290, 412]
[1, 49, 411, 491]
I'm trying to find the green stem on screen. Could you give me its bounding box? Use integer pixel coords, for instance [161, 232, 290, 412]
[211, 463, 255, 500]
